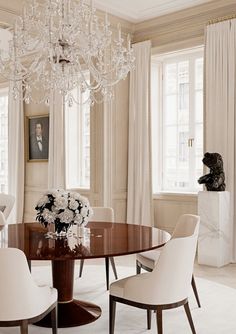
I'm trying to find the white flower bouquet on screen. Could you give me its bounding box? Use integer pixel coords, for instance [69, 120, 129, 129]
[35, 189, 93, 234]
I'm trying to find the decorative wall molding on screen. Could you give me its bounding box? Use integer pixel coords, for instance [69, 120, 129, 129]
[133, 0, 236, 52]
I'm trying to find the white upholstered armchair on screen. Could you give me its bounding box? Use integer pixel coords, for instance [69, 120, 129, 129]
[109, 214, 200, 334]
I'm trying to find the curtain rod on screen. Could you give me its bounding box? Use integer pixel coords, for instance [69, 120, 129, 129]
[207, 14, 236, 25]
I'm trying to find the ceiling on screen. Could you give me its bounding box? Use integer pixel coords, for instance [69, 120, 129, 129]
[0, 0, 214, 25]
[94, 0, 213, 23]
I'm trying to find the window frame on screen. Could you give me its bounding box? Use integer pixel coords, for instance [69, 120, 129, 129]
[151, 47, 204, 196]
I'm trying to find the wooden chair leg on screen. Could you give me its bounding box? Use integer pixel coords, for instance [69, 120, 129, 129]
[147, 309, 152, 330]
[20, 320, 28, 334]
[51, 304, 58, 334]
[27, 260, 31, 272]
[136, 261, 141, 274]
[79, 259, 84, 278]
[156, 307, 163, 334]
[184, 301, 196, 334]
[105, 257, 110, 290]
[110, 257, 118, 280]
[191, 275, 201, 308]
[109, 296, 116, 334]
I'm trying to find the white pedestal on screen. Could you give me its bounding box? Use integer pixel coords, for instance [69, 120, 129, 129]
[198, 191, 230, 267]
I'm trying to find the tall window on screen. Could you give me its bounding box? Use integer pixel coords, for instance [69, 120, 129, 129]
[0, 86, 8, 193]
[152, 48, 203, 193]
[65, 74, 90, 189]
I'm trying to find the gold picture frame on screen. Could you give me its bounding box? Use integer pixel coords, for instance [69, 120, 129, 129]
[26, 115, 49, 162]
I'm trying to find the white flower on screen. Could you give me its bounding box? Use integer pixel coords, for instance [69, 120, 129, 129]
[79, 196, 89, 207]
[58, 209, 74, 224]
[69, 198, 79, 210]
[54, 196, 68, 210]
[37, 195, 50, 207]
[80, 206, 89, 217]
[42, 209, 57, 223]
[70, 192, 82, 200]
[36, 189, 92, 227]
[88, 207, 93, 218]
[74, 213, 83, 224]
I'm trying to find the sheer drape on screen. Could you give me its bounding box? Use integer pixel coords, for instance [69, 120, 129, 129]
[205, 19, 236, 261]
[126, 40, 153, 226]
[8, 82, 24, 223]
[48, 92, 66, 189]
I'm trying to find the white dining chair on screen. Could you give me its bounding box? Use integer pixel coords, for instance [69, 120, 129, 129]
[79, 206, 118, 290]
[0, 194, 15, 247]
[109, 214, 200, 334]
[0, 193, 15, 226]
[136, 214, 201, 308]
[0, 248, 58, 334]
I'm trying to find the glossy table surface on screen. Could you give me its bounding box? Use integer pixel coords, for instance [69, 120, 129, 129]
[5, 222, 170, 260]
[1, 222, 170, 328]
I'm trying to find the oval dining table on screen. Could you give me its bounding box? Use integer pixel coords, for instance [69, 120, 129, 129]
[3, 222, 170, 328]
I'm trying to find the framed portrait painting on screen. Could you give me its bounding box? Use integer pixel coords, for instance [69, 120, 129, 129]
[26, 115, 49, 162]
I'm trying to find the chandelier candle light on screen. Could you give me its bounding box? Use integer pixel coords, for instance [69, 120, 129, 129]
[0, 0, 135, 105]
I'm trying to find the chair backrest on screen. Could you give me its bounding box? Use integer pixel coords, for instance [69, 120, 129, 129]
[0, 193, 15, 225]
[151, 214, 199, 304]
[91, 207, 114, 222]
[172, 214, 200, 239]
[0, 248, 54, 321]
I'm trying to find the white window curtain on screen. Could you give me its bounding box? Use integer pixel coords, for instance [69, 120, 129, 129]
[205, 19, 236, 261]
[126, 40, 153, 226]
[8, 82, 24, 223]
[48, 91, 66, 189]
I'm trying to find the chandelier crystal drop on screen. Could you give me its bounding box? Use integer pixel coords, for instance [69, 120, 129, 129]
[0, 0, 135, 106]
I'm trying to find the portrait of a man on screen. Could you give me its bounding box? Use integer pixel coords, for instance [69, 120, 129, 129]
[27, 115, 49, 161]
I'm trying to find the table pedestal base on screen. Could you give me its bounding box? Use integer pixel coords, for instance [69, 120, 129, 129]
[36, 299, 101, 328]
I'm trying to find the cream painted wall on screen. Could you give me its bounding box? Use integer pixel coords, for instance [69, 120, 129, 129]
[24, 102, 49, 222]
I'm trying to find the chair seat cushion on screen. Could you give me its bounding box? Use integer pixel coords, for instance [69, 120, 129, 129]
[110, 273, 150, 299]
[136, 248, 163, 270]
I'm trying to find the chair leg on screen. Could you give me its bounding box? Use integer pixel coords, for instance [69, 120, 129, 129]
[147, 309, 152, 330]
[109, 296, 116, 334]
[27, 260, 31, 272]
[184, 301, 196, 334]
[156, 307, 163, 334]
[20, 320, 28, 334]
[136, 260, 141, 274]
[110, 257, 118, 280]
[51, 304, 58, 334]
[105, 257, 109, 290]
[79, 259, 84, 278]
[191, 275, 201, 308]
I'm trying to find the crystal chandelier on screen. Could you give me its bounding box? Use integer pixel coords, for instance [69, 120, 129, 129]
[0, 0, 135, 105]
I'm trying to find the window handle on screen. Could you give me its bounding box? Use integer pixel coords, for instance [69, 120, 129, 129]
[188, 138, 194, 147]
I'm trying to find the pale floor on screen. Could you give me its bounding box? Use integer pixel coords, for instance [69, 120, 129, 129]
[32, 254, 236, 289]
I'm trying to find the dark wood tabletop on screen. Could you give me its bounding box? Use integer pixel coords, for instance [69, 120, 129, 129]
[3, 222, 170, 328]
[7, 222, 170, 260]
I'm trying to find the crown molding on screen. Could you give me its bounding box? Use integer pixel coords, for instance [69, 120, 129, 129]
[133, 0, 236, 48]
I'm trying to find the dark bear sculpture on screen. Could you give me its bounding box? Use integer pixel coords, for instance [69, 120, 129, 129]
[198, 152, 226, 191]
